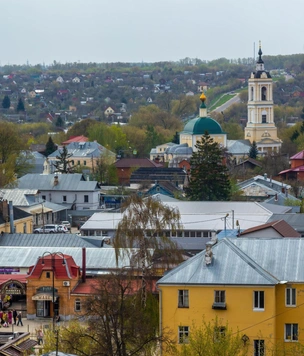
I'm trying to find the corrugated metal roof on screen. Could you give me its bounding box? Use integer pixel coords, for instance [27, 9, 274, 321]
[0, 233, 95, 248]
[17, 174, 100, 191]
[158, 239, 279, 286]
[268, 214, 304, 232]
[158, 238, 304, 287]
[232, 238, 304, 282]
[81, 202, 272, 232]
[0, 247, 150, 270]
[0, 189, 39, 206]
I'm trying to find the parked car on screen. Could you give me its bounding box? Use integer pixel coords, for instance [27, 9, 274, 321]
[61, 221, 71, 230]
[57, 225, 68, 233]
[34, 224, 59, 233]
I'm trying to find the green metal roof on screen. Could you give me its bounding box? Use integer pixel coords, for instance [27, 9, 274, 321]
[182, 116, 224, 135]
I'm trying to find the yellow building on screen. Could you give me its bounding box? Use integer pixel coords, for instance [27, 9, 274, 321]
[45, 141, 116, 174]
[244, 44, 282, 153]
[0, 199, 33, 233]
[157, 238, 304, 355]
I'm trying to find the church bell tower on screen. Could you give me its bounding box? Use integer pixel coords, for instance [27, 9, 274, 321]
[244, 43, 281, 153]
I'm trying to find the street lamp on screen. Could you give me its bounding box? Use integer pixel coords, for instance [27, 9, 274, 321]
[41, 252, 66, 330]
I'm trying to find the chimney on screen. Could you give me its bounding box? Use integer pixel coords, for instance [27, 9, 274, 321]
[9, 201, 14, 234]
[205, 242, 213, 266]
[0, 200, 9, 223]
[54, 175, 59, 186]
[82, 247, 86, 283]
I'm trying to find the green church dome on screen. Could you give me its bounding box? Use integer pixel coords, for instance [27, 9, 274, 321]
[183, 116, 224, 135]
[181, 93, 224, 135]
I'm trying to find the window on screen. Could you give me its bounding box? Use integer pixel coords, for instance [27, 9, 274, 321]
[178, 326, 189, 344]
[63, 195, 67, 203]
[262, 114, 267, 123]
[285, 324, 298, 341]
[254, 291, 264, 310]
[84, 160, 86, 166]
[42, 195, 46, 201]
[23, 223, 26, 233]
[261, 86, 267, 100]
[184, 231, 190, 237]
[286, 288, 296, 306]
[178, 290, 189, 308]
[215, 290, 225, 303]
[251, 87, 254, 101]
[84, 195, 89, 203]
[75, 299, 81, 312]
[254, 340, 265, 356]
[46, 272, 50, 279]
[214, 326, 226, 342]
[77, 160, 80, 165]
[213, 290, 226, 309]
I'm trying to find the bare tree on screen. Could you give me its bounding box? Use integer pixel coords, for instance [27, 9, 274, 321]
[43, 271, 174, 356]
[114, 195, 182, 307]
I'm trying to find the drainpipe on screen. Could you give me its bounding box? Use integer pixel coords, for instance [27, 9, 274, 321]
[82, 248, 86, 283]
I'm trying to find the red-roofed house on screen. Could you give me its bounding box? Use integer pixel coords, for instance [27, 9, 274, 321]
[114, 158, 163, 185]
[240, 219, 301, 238]
[278, 149, 304, 180]
[27, 252, 83, 320]
[62, 135, 89, 146]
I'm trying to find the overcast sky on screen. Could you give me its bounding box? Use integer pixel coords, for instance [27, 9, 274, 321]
[1, 0, 304, 66]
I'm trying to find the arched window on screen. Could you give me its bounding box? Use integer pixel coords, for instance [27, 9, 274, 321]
[251, 87, 254, 101]
[261, 87, 267, 101]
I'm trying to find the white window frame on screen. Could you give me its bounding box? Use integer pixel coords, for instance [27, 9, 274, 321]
[253, 291, 265, 311]
[75, 299, 81, 312]
[178, 290, 189, 308]
[286, 288, 296, 307]
[254, 339, 265, 356]
[178, 326, 189, 344]
[285, 323, 298, 342]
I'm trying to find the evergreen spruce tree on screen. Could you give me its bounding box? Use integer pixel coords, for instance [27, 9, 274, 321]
[2, 95, 10, 109]
[55, 115, 64, 127]
[53, 146, 73, 173]
[185, 132, 231, 201]
[45, 137, 57, 156]
[249, 141, 259, 159]
[16, 98, 25, 112]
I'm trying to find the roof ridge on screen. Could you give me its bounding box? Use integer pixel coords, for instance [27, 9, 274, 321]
[225, 239, 279, 284]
